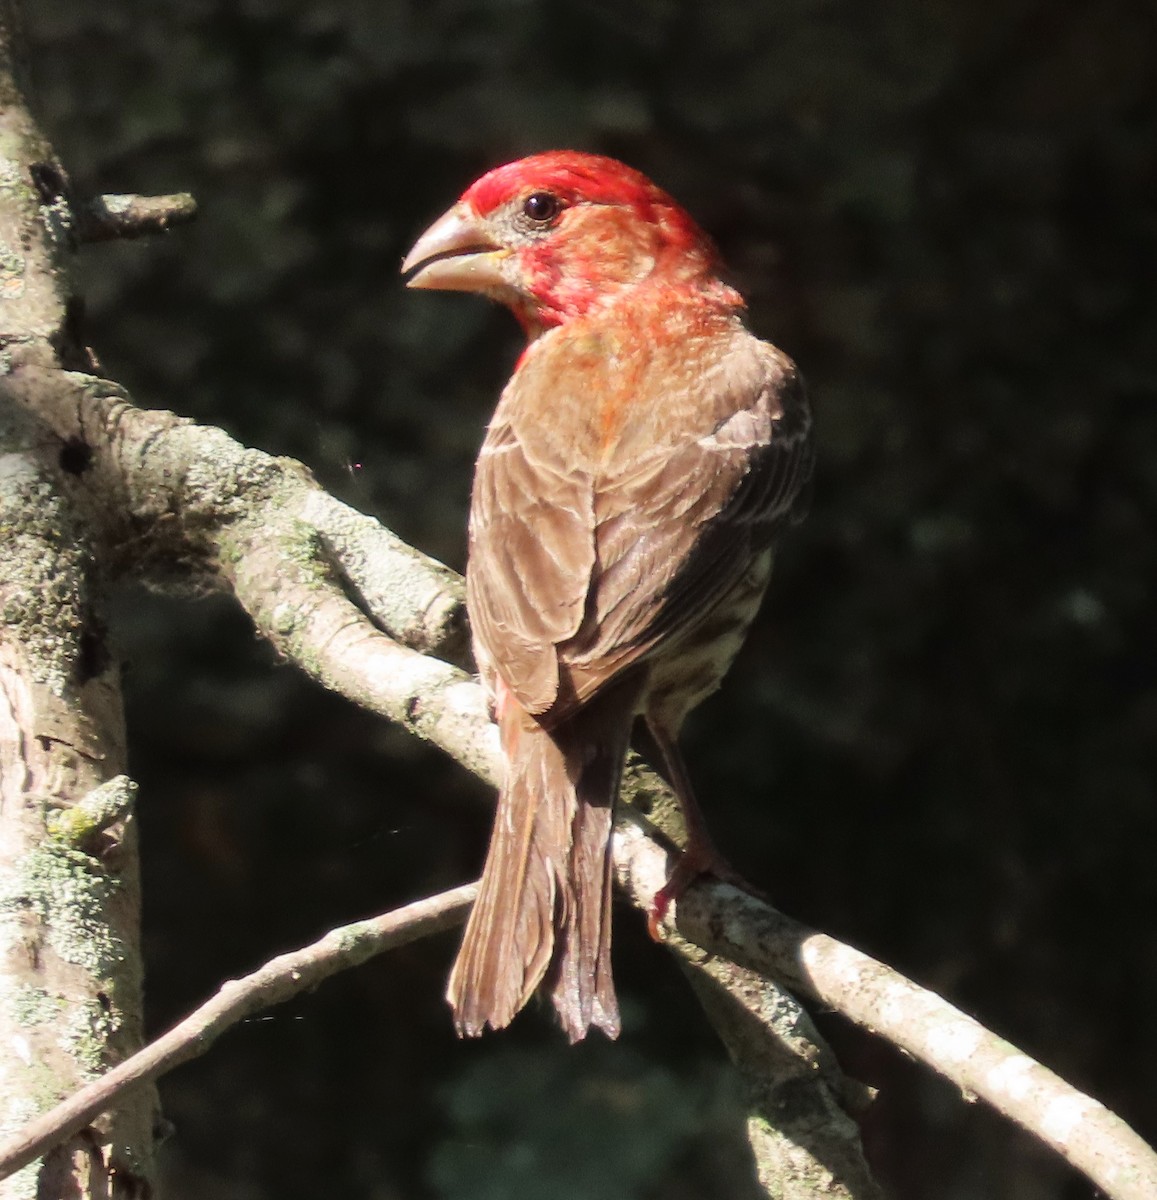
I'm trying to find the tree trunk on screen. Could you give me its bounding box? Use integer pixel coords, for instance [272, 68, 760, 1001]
[0, 3, 155, 1195]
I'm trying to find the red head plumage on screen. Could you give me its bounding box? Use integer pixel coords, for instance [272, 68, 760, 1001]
[404, 150, 734, 333]
[461, 151, 710, 260]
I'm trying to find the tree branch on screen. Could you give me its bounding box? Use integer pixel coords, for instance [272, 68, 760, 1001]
[614, 824, 1157, 1200]
[667, 924, 881, 1197]
[0, 886, 476, 1181]
[7, 357, 1156, 1199]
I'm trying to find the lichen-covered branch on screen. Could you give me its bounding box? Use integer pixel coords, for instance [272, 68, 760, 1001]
[301, 487, 469, 662]
[3, 365, 470, 657]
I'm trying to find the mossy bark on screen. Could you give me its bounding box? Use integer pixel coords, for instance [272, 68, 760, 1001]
[0, 3, 154, 1195]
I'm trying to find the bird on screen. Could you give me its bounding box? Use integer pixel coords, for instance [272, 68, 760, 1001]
[402, 151, 813, 1042]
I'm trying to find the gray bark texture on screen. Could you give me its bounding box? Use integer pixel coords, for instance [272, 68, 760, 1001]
[0, 6, 154, 1198]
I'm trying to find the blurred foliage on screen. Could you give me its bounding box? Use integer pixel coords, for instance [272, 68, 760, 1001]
[24, 0, 1157, 1197]
[429, 1044, 760, 1200]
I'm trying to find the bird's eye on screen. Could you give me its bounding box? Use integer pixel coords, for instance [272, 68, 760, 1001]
[521, 192, 561, 224]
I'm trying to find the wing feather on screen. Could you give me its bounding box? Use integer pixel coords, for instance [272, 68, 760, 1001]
[466, 310, 813, 723]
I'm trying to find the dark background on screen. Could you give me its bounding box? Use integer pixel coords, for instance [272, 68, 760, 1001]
[29, 1, 1156, 1197]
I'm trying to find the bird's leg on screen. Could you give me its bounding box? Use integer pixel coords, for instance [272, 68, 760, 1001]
[643, 718, 747, 938]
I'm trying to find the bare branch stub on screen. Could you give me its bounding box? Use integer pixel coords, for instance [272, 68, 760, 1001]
[75, 193, 198, 243]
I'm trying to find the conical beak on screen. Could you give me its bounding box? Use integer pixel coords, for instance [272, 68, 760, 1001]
[401, 203, 508, 292]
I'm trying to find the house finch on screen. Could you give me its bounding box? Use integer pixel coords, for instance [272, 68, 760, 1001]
[402, 151, 813, 1042]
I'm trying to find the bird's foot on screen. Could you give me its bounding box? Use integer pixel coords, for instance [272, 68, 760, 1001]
[646, 843, 751, 940]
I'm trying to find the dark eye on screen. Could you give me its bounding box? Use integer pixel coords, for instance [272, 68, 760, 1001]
[522, 192, 561, 224]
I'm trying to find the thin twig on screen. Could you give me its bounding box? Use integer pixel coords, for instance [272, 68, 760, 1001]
[0, 885, 476, 1182]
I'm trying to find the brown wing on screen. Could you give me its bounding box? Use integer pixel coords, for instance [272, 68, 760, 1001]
[558, 338, 812, 704]
[467, 319, 813, 721]
[467, 409, 596, 715]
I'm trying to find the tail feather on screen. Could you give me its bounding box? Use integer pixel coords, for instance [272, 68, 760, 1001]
[447, 675, 641, 1041]
[550, 731, 623, 1038]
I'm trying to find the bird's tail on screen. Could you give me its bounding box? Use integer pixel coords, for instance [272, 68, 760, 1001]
[447, 676, 641, 1042]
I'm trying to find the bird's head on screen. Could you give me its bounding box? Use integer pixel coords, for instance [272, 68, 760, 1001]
[401, 151, 729, 335]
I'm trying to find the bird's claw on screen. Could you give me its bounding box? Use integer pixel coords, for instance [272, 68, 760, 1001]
[646, 887, 674, 941]
[646, 843, 748, 941]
